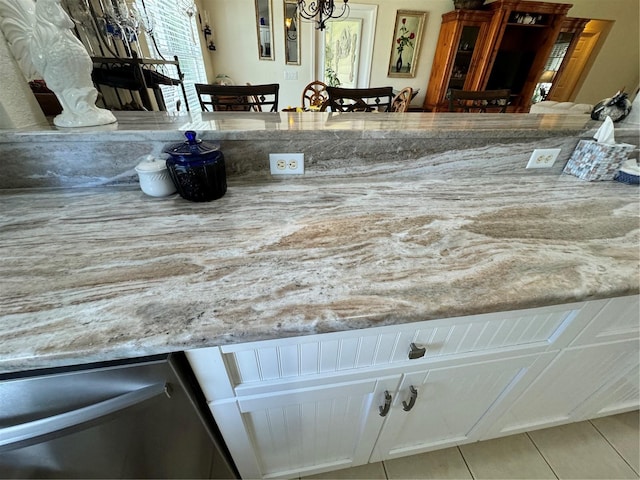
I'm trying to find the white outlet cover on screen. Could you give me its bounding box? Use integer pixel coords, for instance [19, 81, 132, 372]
[526, 148, 561, 169]
[269, 153, 304, 175]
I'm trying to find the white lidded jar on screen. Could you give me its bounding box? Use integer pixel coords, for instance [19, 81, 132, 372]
[134, 155, 177, 197]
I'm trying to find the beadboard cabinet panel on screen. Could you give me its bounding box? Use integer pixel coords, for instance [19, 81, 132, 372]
[575, 362, 640, 419]
[481, 338, 640, 440]
[186, 295, 639, 479]
[480, 295, 640, 441]
[217, 302, 584, 390]
[571, 295, 640, 346]
[370, 352, 549, 462]
[211, 375, 401, 479]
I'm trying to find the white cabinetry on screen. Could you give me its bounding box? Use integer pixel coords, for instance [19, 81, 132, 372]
[572, 295, 640, 344]
[186, 296, 639, 479]
[370, 352, 549, 462]
[482, 295, 640, 440]
[209, 375, 401, 479]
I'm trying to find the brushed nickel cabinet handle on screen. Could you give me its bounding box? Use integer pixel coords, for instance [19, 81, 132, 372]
[402, 386, 418, 411]
[379, 390, 392, 417]
[408, 342, 426, 360]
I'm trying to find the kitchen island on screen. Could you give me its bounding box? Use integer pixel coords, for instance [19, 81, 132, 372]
[0, 112, 638, 374]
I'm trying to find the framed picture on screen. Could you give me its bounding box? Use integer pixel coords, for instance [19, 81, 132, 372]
[388, 10, 427, 78]
[324, 17, 363, 88]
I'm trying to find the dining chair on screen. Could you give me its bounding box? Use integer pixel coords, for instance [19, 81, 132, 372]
[448, 89, 511, 112]
[195, 83, 280, 112]
[325, 86, 395, 112]
[391, 87, 413, 113]
[301, 81, 329, 110]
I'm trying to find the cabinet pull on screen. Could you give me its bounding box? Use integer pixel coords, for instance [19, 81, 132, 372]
[402, 386, 418, 411]
[408, 342, 426, 360]
[379, 390, 392, 417]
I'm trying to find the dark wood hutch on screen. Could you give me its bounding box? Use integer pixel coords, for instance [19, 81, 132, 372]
[423, 0, 575, 112]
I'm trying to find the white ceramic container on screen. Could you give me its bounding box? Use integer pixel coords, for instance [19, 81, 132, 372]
[135, 156, 177, 197]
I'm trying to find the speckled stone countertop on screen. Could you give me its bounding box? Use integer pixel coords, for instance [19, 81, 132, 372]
[1, 113, 638, 373]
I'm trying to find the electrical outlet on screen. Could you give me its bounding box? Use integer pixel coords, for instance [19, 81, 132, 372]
[526, 148, 561, 169]
[270, 153, 304, 175]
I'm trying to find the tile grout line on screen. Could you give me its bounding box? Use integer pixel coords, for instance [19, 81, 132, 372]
[457, 445, 476, 479]
[382, 459, 389, 480]
[588, 419, 640, 476]
[525, 432, 560, 480]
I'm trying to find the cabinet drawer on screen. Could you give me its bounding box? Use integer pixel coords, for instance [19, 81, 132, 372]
[219, 302, 584, 388]
[571, 295, 639, 346]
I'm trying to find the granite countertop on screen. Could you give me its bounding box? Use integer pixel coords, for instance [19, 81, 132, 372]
[1, 136, 638, 374]
[0, 111, 608, 190]
[1, 112, 638, 373]
[2, 110, 595, 141]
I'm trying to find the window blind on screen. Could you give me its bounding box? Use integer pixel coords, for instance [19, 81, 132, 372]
[135, 0, 207, 112]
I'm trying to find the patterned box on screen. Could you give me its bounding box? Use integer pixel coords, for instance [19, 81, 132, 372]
[563, 139, 636, 181]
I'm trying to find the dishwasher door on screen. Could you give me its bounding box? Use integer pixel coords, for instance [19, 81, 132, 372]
[0, 354, 238, 479]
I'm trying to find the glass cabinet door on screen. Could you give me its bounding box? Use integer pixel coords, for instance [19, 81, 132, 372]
[423, 10, 492, 111]
[531, 32, 574, 103]
[447, 26, 481, 92]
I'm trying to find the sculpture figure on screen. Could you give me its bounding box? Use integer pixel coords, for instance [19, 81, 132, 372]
[0, 0, 116, 127]
[591, 89, 633, 123]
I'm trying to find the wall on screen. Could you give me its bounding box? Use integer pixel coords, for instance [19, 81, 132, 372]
[543, 0, 639, 103]
[199, 0, 639, 109]
[197, 0, 455, 107]
[197, 0, 311, 108]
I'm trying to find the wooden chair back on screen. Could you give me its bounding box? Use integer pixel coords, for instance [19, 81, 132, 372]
[448, 89, 511, 113]
[301, 81, 329, 110]
[195, 83, 280, 112]
[391, 87, 413, 113]
[326, 86, 394, 112]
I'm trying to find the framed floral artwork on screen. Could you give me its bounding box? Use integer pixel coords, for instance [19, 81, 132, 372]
[388, 10, 427, 78]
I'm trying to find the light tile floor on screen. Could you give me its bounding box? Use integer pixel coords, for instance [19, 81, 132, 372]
[301, 410, 639, 480]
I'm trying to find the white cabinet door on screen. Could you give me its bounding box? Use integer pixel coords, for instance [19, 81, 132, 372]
[572, 295, 639, 345]
[211, 375, 400, 479]
[370, 353, 543, 462]
[482, 338, 640, 439]
[574, 357, 640, 419]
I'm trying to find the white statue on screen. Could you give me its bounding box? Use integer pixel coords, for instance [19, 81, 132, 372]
[0, 0, 116, 127]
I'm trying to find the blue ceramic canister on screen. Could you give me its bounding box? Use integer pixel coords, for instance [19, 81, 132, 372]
[164, 131, 227, 202]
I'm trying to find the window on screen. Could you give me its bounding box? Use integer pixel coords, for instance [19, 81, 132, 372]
[134, 0, 207, 112]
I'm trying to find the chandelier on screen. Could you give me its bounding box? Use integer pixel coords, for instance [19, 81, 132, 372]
[297, 0, 349, 30]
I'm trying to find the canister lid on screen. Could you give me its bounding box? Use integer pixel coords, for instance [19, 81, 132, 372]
[135, 155, 168, 173]
[164, 131, 220, 157]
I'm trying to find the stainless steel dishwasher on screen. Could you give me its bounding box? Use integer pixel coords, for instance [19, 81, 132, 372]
[0, 353, 239, 479]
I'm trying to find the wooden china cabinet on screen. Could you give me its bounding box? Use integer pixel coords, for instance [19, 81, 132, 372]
[423, 0, 573, 112]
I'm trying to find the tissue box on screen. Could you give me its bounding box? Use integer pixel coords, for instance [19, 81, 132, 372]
[563, 140, 635, 181]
